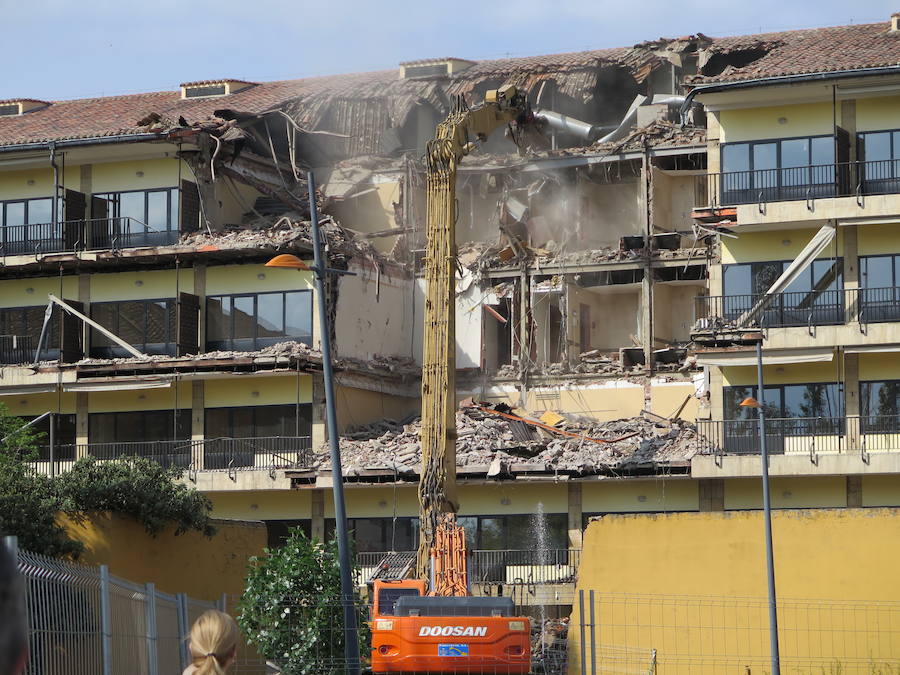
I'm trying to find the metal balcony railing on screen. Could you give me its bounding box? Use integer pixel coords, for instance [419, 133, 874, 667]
[697, 415, 900, 456]
[26, 436, 314, 476]
[0, 334, 35, 365]
[700, 159, 900, 208]
[694, 287, 900, 331]
[356, 549, 581, 586]
[0, 216, 179, 256]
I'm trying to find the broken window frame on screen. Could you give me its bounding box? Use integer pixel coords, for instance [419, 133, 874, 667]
[205, 290, 313, 352]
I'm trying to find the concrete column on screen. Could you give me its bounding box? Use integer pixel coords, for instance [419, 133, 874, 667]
[641, 153, 654, 371]
[312, 373, 326, 449]
[844, 352, 860, 453]
[78, 274, 91, 355]
[567, 482, 583, 549]
[846, 475, 863, 508]
[699, 479, 725, 511]
[75, 392, 89, 457]
[844, 226, 859, 323]
[192, 381, 205, 469]
[311, 489, 325, 541]
[193, 263, 207, 349]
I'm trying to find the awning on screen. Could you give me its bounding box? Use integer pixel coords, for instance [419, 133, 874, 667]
[696, 348, 834, 367]
[0, 384, 58, 396]
[844, 344, 900, 354]
[62, 379, 171, 392]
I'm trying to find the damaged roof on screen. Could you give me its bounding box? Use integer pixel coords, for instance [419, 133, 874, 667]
[692, 20, 900, 84]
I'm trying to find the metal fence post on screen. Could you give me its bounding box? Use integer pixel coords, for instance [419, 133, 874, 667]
[99, 565, 113, 675]
[589, 589, 597, 675]
[145, 583, 158, 675]
[176, 592, 190, 669]
[579, 589, 587, 675]
[2, 535, 18, 558]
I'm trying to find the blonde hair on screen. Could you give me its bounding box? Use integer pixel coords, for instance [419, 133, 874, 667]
[188, 609, 239, 675]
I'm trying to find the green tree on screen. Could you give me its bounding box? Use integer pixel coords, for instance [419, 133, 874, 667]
[0, 404, 215, 557]
[238, 529, 369, 674]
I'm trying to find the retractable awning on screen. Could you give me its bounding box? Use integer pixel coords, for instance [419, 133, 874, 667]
[844, 344, 900, 354]
[696, 347, 834, 367]
[63, 379, 171, 392]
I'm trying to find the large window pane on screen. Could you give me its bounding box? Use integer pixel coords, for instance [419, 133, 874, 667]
[27, 198, 52, 225]
[116, 301, 146, 346]
[232, 296, 255, 340]
[5, 202, 25, 227]
[751, 261, 783, 295]
[811, 136, 834, 166]
[145, 301, 169, 345]
[861, 132, 892, 163]
[91, 304, 117, 348]
[205, 408, 230, 439]
[862, 381, 900, 418]
[722, 143, 750, 173]
[257, 293, 284, 337]
[478, 518, 505, 550]
[146, 191, 168, 230]
[119, 192, 145, 223]
[285, 292, 313, 340]
[207, 297, 230, 343]
[230, 408, 254, 438]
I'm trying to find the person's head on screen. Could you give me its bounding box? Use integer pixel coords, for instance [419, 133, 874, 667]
[0, 543, 27, 675]
[188, 609, 239, 674]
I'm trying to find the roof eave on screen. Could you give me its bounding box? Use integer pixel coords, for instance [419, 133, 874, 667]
[0, 132, 164, 154]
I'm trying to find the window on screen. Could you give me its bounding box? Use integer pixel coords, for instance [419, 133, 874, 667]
[722, 258, 844, 327]
[324, 517, 419, 553]
[0, 306, 60, 362]
[21, 414, 77, 462]
[456, 514, 568, 550]
[206, 291, 312, 351]
[720, 136, 835, 203]
[723, 383, 843, 454]
[858, 129, 900, 193]
[184, 84, 227, 98]
[265, 520, 312, 548]
[89, 410, 190, 445]
[860, 255, 900, 322]
[205, 404, 311, 439]
[90, 299, 177, 357]
[0, 197, 59, 255]
[92, 188, 180, 247]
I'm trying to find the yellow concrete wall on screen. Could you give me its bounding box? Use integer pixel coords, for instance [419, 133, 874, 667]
[724, 476, 846, 509]
[1, 392, 76, 415]
[855, 94, 900, 133]
[90, 158, 182, 193]
[89, 381, 192, 413]
[859, 351, 900, 381]
[90, 267, 193, 302]
[327, 180, 400, 254]
[61, 511, 265, 601]
[582, 479, 698, 513]
[458, 482, 567, 515]
[525, 383, 646, 422]
[718, 102, 834, 143]
[0, 275, 79, 307]
[567, 284, 641, 351]
[856, 220, 900, 256]
[861, 475, 900, 506]
[204, 374, 312, 408]
[721, 227, 843, 265]
[208, 490, 312, 520]
[334, 385, 419, 433]
[205, 262, 313, 296]
[337, 485, 422, 519]
[652, 283, 702, 343]
[721, 360, 840, 387]
[570, 509, 900, 674]
[650, 382, 699, 422]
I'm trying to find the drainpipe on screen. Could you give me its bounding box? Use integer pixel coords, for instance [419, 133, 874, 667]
[50, 142, 59, 228]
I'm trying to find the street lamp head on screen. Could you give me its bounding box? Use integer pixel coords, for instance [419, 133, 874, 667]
[265, 254, 310, 271]
[740, 397, 761, 408]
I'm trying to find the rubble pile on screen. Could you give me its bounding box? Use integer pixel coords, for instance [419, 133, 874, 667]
[320, 406, 703, 476]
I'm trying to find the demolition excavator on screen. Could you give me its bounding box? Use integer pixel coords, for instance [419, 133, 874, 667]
[370, 85, 536, 674]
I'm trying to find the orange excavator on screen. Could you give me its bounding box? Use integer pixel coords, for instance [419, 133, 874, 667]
[370, 85, 535, 674]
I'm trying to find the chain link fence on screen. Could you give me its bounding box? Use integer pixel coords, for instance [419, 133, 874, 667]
[5, 536, 219, 675]
[572, 589, 900, 674]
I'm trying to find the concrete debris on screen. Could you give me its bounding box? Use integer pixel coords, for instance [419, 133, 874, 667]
[321, 407, 702, 477]
[73, 340, 319, 366]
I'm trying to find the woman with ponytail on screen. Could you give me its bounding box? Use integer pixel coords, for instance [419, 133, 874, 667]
[183, 609, 239, 675]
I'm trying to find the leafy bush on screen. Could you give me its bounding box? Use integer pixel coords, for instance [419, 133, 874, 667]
[238, 528, 369, 674]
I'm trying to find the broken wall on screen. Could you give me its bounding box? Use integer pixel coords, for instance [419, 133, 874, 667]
[652, 283, 701, 343]
[578, 175, 643, 249]
[412, 275, 484, 369]
[651, 167, 700, 234]
[325, 175, 402, 254]
[334, 263, 415, 362]
[567, 283, 642, 354]
[334, 384, 420, 433]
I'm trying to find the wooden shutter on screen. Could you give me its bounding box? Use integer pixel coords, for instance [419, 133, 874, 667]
[179, 180, 201, 234]
[60, 300, 84, 363]
[836, 127, 851, 196]
[90, 196, 109, 249]
[63, 190, 86, 250]
[176, 292, 200, 356]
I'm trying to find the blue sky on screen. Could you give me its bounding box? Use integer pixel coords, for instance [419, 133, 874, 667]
[2, 0, 896, 101]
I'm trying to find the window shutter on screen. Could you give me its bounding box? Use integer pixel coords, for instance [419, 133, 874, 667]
[176, 292, 200, 356]
[63, 190, 86, 250]
[179, 180, 201, 233]
[60, 300, 84, 363]
[90, 196, 110, 249]
[835, 127, 851, 196]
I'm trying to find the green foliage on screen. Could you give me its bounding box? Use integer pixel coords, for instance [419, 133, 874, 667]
[57, 457, 216, 537]
[238, 529, 369, 674]
[0, 403, 215, 557]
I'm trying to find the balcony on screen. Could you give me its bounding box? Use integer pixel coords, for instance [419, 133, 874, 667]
[0, 216, 179, 256]
[695, 287, 900, 332]
[27, 436, 313, 476]
[0, 335, 36, 365]
[697, 416, 900, 456]
[699, 159, 900, 209]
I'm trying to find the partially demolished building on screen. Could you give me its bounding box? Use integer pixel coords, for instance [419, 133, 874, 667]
[3, 17, 900, 610]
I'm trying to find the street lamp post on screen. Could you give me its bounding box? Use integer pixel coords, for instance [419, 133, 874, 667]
[741, 339, 781, 675]
[266, 171, 360, 674]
